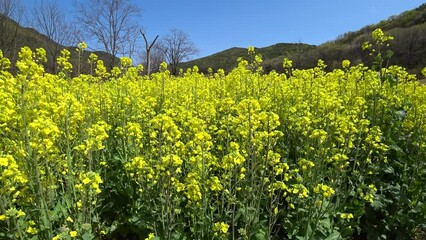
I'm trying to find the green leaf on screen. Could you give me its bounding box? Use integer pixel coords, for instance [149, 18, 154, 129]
[110, 220, 119, 233]
[82, 223, 92, 231]
[65, 198, 72, 210]
[82, 233, 93, 240]
[129, 215, 140, 224]
[383, 166, 394, 174]
[235, 206, 245, 221]
[371, 194, 385, 209]
[324, 231, 341, 240]
[172, 232, 183, 240]
[255, 229, 266, 240]
[52, 201, 64, 221]
[305, 223, 313, 238]
[318, 217, 332, 235]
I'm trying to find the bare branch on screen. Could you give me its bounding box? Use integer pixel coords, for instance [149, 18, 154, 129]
[141, 30, 159, 75]
[75, 0, 141, 68]
[31, 0, 77, 72]
[0, 0, 23, 58]
[160, 28, 199, 75]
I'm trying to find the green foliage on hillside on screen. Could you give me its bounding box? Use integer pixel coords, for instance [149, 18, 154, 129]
[336, 3, 426, 44]
[179, 43, 315, 73]
[2, 3, 425, 76]
[181, 3, 426, 75]
[0, 15, 116, 74]
[299, 3, 426, 75]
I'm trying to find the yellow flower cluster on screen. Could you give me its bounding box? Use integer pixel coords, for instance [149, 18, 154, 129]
[76, 171, 103, 194]
[359, 184, 377, 203]
[57, 49, 73, 73]
[185, 172, 202, 202]
[340, 213, 354, 220]
[16, 47, 45, 76]
[0, 50, 11, 70]
[75, 121, 111, 155]
[0, 155, 28, 199]
[77, 42, 88, 52]
[372, 28, 394, 45]
[314, 183, 335, 198]
[1, 39, 425, 239]
[289, 184, 309, 199]
[145, 233, 156, 240]
[297, 158, 315, 171]
[213, 221, 230, 235]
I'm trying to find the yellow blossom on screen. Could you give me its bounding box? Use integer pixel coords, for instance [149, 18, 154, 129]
[70, 230, 78, 237]
[213, 222, 230, 234]
[67, 216, 74, 223]
[314, 183, 335, 198]
[145, 233, 156, 240]
[340, 213, 354, 220]
[26, 226, 38, 234]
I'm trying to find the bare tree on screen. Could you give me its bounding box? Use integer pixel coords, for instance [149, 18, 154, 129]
[32, 0, 77, 72]
[159, 28, 199, 75]
[126, 29, 140, 61]
[0, 0, 23, 58]
[75, 0, 141, 68]
[399, 27, 420, 68]
[140, 30, 159, 75]
[139, 41, 165, 74]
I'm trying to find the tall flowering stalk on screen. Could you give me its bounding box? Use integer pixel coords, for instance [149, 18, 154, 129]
[0, 29, 426, 239]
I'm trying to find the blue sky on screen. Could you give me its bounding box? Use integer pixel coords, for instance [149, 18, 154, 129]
[137, 0, 425, 57]
[22, 0, 426, 58]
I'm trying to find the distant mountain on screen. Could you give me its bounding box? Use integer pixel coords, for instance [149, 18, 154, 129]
[181, 3, 426, 75]
[2, 3, 425, 76]
[179, 43, 316, 73]
[0, 15, 116, 74]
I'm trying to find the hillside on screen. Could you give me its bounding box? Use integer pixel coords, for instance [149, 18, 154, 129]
[0, 15, 116, 74]
[181, 3, 426, 75]
[287, 2, 426, 74]
[179, 43, 315, 73]
[2, 3, 425, 76]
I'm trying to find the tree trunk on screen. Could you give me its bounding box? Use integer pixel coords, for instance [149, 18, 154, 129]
[141, 30, 159, 75]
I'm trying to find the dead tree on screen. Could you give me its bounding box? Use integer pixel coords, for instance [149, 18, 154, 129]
[140, 30, 159, 75]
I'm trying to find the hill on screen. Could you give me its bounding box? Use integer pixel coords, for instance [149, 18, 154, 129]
[179, 43, 315, 73]
[290, 2, 426, 74]
[181, 3, 426, 75]
[0, 15, 116, 74]
[2, 3, 425, 76]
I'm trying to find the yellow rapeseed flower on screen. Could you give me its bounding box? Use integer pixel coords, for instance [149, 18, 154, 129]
[70, 230, 78, 237]
[26, 226, 38, 234]
[314, 183, 335, 198]
[340, 213, 354, 220]
[145, 233, 156, 240]
[0, 157, 8, 166]
[213, 222, 230, 234]
[82, 177, 91, 185]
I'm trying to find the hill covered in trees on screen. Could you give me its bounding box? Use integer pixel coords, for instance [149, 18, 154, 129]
[2, 2, 426, 76]
[179, 43, 316, 73]
[0, 15, 116, 74]
[181, 3, 426, 75]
